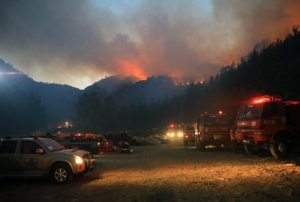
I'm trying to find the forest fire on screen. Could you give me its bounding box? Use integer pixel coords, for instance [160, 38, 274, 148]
[118, 60, 146, 80]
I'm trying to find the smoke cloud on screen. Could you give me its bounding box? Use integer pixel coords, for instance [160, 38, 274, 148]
[0, 0, 299, 89]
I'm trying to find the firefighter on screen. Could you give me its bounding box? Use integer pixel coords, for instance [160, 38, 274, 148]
[114, 131, 132, 153]
[118, 140, 131, 152]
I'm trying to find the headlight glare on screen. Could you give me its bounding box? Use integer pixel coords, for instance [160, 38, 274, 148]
[74, 156, 83, 164]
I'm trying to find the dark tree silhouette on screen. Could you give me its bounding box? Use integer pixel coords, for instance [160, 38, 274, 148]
[0, 86, 47, 136]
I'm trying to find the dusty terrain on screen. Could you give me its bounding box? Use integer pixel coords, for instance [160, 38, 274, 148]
[1, 138, 300, 202]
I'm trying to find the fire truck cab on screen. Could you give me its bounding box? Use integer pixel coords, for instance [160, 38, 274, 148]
[194, 111, 230, 151]
[166, 124, 183, 138]
[232, 95, 300, 158]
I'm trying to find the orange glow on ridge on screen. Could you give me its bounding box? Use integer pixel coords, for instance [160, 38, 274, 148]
[118, 60, 146, 80]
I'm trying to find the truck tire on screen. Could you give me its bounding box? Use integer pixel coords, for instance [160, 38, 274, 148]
[231, 141, 237, 153]
[195, 139, 200, 150]
[215, 143, 222, 150]
[183, 141, 188, 146]
[223, 141, 230, 151]
[199, 142, 205, 151]
[51, 163, 73, 184]
[270, 137, 290, 158]
[244, 144, 260, 155]
[292, 146, 300, 154]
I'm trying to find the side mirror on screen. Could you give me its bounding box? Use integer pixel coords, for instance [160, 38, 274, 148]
[36, 148, 44, 154]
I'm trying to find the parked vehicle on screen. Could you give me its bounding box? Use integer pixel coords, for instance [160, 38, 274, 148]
[0, 136, 95, 184]
[194, 111, 230, 151]
[182, 124, 195, 146]
[232, 95, 300, 158]
[166, 124, 183, 138]
[69, 133, 113, 154]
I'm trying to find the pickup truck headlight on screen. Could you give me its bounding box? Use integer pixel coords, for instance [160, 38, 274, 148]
[74, 156, 83, 164]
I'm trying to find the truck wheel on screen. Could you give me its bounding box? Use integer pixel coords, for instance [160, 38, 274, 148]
[215, 143, 222, 150]
[51, 164, 73, 184]
[244, 144, 260, 155]
[270, 137, 290, 158]
[292, 146, 300, 154]
[223, 141, 230, 151]
[91, 149, 99, 155]
[199, 142, 205, 151]
[183, 141, 188, 146]
[195, 140, 200, 150]
[231, 141, 237, 153]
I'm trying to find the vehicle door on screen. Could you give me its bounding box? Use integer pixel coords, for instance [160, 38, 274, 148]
[0, 140, 18, 175]
[199, 115, 204, 136]
[261, 102, 283, 135]
[77, 136, 90, 151]
[70, 135, 81, 149]
[15, 140, 46, 175]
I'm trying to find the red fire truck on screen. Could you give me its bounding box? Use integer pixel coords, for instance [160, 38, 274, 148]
[232, 95, 300, 158]
[194, 111, 230, 151]
[182, 124, 195, 146]
[166, 124, 183, 138]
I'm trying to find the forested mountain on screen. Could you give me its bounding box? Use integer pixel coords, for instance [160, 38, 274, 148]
[176, 26, 300, 125]
[1, 26, 299, 135]
[0, 59, 81, 129]
[85, 75, 188, 107]
[84, 74, 140, 94]
[0, 85, 46, 135]
[0, 60, 187, 135]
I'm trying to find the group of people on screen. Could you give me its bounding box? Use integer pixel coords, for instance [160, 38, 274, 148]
[105, 131, 133, 153]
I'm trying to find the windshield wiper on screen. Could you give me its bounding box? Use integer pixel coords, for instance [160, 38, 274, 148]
[52, 148, 64, 151]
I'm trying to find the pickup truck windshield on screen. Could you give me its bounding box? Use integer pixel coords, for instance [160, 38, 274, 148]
[39, 139, 65, 151]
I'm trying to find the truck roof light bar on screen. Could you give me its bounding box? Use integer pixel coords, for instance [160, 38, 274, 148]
[249, 95, 282, 104]
[284, 101, 300, 105]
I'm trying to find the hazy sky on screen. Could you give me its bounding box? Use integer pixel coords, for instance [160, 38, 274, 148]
[0, 0, 299, 89]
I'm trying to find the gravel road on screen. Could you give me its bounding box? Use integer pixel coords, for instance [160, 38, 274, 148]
[1, 138, 300, 202]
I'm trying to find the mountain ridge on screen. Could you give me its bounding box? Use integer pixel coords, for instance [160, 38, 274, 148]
[0, 58, 187, 126]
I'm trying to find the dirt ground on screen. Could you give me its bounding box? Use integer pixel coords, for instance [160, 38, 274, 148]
[1, 138, 300, 202]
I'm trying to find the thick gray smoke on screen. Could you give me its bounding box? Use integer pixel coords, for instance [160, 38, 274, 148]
[0, 0, 299, 89]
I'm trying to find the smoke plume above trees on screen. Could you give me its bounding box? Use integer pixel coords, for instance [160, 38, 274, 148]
[0, 0, 299, 89]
